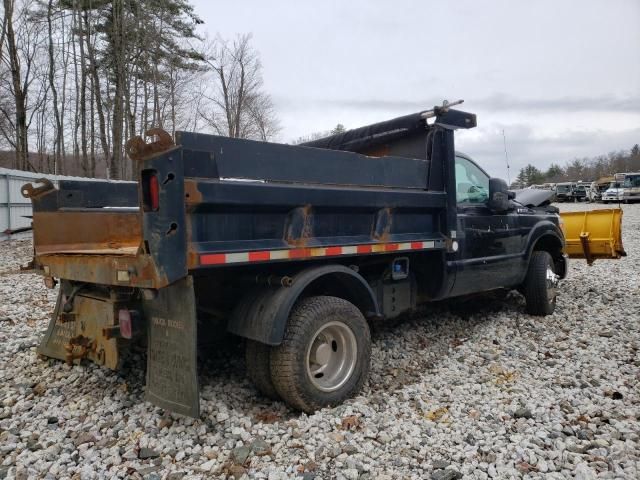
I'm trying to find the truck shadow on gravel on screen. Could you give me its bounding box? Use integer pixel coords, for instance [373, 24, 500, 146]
[180, 290, 528, 420]
[110, 290, 528, 421]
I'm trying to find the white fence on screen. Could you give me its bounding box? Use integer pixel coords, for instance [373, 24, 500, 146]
[0, 167, 107, 241]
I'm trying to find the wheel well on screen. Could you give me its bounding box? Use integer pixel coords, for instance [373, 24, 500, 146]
[227, 265, 380, 346]
[533, 235, 562, 255]
[299, 271, 379, 318]
[532, 234, 566, 277]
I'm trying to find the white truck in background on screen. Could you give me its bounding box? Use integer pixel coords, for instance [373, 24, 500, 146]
[602, 179, 624, 203]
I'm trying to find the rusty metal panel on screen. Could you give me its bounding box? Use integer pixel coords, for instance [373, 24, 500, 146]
[37, 283, 123, 369]
[33, 211, 141, 255]
[38, 253, 158, 288]
[143, 275, 199, 418]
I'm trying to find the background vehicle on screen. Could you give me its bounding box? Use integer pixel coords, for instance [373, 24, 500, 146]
[622, 172, 640, 203]
[574, 181, 591, 202]
[22, 103, 570, 417]
[589, 176, 614, 202]
[602, 181, 623, 203]
[555, 182, 574, 202]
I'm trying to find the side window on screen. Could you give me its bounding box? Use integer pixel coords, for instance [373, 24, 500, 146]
[455, 156, 489, 204]
[624, 175, 640, 188]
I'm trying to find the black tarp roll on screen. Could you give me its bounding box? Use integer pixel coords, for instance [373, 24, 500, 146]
[300, 111, 427, 153]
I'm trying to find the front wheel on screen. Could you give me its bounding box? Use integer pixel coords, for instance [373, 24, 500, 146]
[523, 251, 559, 316]
[270, 296, 371, 412]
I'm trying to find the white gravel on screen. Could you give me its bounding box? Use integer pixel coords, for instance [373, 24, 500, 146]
[1, 203, 639, 480]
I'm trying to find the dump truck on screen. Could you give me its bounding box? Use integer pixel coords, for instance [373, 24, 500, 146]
[21, 101, 624, 417]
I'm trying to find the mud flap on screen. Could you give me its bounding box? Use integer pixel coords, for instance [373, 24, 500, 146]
[143, 275, 200, 418]
[37, 287, 67, 361]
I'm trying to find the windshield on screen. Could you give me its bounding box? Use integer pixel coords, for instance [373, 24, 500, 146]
[623, 174, 640, 188]
[557, 185, 571, 192]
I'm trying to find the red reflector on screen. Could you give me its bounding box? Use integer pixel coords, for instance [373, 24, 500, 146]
[357, 245, 372, 254]
[149, 175, 159, 211]
[248, 251, 270, 261]
[118, 309, 133, 339]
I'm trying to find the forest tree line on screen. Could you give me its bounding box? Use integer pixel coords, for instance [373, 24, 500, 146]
[513, 144, 640, 188]
[0, 0, 279, 179]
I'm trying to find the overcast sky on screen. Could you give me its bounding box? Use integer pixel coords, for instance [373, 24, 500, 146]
[191, 0, 639, 179]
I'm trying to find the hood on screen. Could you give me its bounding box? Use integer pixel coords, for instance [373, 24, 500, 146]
[514, 188, 556, 207]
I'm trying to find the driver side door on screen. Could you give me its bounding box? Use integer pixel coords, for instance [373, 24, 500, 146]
[449, 155, 522, 296]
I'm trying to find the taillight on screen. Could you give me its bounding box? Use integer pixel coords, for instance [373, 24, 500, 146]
[142, 169, 159, 212]
[149, 175, 159, 211]
[118, 309, 133, 339]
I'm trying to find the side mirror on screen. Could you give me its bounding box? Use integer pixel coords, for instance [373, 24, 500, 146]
[487, 178, 512, 212]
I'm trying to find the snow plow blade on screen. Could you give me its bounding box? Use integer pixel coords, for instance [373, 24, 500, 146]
[560, 208, 626, 264]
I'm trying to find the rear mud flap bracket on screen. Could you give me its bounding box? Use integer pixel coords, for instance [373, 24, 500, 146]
[143, 275, 200, 418]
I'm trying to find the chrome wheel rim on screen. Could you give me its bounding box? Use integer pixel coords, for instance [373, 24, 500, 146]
[546, 265, 559, 304]
[306, 321, 357, 392]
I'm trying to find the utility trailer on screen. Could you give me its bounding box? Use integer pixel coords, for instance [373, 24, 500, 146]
[24, 102, 573, 416]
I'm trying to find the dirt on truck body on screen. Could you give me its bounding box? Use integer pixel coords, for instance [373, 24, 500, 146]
[22, 100, 624, 417]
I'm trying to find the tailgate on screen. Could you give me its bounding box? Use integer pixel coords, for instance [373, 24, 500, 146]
[22, 178, 150, 285]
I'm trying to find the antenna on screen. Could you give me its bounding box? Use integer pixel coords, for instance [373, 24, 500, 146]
[502, 129, 511, 185]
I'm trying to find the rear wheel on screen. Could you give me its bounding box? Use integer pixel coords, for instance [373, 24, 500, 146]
[270, 296, 371, 412]
[245, 340, 280, 400]
[523, 251, 559, 316]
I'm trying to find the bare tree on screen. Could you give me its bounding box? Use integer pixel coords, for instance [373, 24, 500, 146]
[200, 34, 280, 141]
[292, 130, 332, 145]
[0, 1, 280, 176]
[1, 0, 27, 169]
[0, 1, 7, 59]
[46, 0, 62, 168]
[246, 92, 280, 141]
[109, 0, 125, 179]
[82, 7, 109, 169]
[0, 0, 45, 170]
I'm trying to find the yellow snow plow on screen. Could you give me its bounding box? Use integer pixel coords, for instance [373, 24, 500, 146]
[560, 208, 626, 264]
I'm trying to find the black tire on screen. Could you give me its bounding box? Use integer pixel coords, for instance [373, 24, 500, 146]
[245, 340, 280, 400]
[270, 296, 371, 413]
[523, 251, 558, 316]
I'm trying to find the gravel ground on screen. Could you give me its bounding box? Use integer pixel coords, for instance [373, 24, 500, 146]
[1, 203, 639, 480]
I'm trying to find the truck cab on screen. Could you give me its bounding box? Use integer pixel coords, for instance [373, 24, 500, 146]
[449, 153, 565, 297]
[602, 181, 623, 203]
[555, 182, 574, 202]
